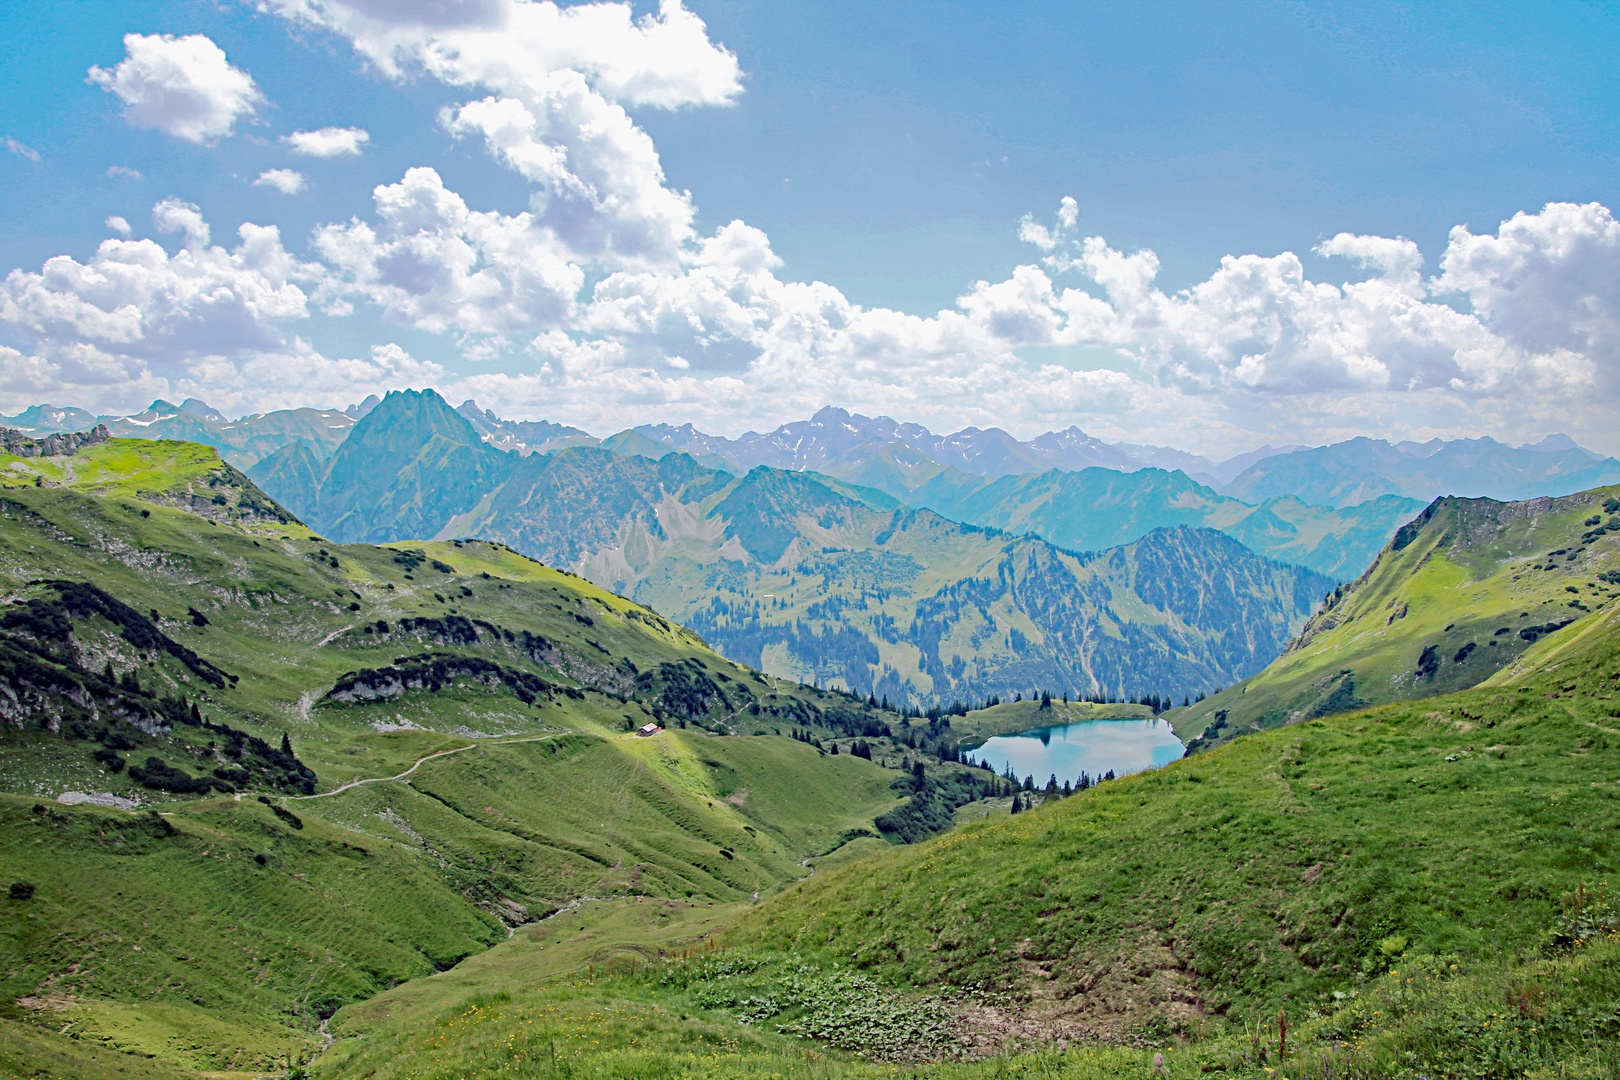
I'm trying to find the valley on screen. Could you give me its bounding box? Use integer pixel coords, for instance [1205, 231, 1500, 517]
[2, 417, 1618, 1080]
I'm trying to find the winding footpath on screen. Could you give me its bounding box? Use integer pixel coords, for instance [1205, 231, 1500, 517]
[286, 732, 563, 801]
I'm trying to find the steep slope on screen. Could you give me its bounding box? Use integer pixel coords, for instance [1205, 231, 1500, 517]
[0, 470, 913, 1076]
[455, 447, 1331, 705]
[733, 598, 1620, 1042]
[1223, 434, 1620, 506]
[244, 438, 324, 521]
[311, 388, 519, 543]
[896, 464, 1423, 580]
[1177, 485, 1620, 745]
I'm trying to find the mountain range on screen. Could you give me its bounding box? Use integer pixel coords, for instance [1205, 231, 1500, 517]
[9, 397, 1615, 508]
[242, 391, 1332, 704]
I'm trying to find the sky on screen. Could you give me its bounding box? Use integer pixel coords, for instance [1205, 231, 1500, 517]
[2, 0, 1619, 457]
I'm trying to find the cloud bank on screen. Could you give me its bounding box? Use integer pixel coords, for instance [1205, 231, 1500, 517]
[4, 3, 1615, 455]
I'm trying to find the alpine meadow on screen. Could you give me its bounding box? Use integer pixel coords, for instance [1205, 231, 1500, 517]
[4, 4, 1620, 1079]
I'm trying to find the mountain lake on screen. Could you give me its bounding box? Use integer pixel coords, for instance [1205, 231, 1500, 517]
[970, 717, 1185, 787]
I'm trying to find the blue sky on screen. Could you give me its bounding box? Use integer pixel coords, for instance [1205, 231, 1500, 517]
[2, 1, 1619, 455]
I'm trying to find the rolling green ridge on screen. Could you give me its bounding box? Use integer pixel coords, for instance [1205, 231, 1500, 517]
[0, 450, 949, 1076]
[9, 433, 1620, 1080]
[1177, 485, 1620, 745]
[278, 577, 1620, 1079]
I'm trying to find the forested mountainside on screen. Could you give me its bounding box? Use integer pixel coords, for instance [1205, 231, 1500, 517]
[241, 391, 1332, 706]
[449, 447, 1333, 705]
[1177, 484, 1620, 746]
[826, 458, 1423, 581]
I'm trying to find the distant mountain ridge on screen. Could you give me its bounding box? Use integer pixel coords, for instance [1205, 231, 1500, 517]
[0, 398, 360, 470]
[1222, 435, 1620, 507]
[9, 395, 1613, 508]
[247, 391, 1333, 706]
[446, 446, 1335, 705]
[887, 465, 1426, 581]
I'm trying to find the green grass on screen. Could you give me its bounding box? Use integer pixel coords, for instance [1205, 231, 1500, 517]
[9, 460, 1620, 1079]
[732, 597, 1620, 1041]
[1, 438, 228, 499]
[1178, 485, 1620, 744]
[0, 484, 920, 1077]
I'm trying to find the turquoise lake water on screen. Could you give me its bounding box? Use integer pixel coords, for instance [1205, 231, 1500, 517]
[969, 717, 1185, 787]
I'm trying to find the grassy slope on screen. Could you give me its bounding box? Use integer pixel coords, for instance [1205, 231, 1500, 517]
[1175, 486, 1620, 743]
[0, 452, 917, 1077]
[5, 437, 249, 502]
[730, 594, 1620, 1042]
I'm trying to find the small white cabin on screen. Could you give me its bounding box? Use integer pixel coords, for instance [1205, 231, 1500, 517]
[636, 723, 664, 737]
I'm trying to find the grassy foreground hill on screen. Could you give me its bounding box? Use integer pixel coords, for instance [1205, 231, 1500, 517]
[288, 546, 1620, 1080]
[0, 444, 934, 1077]
[1177, 485, 1620, 745]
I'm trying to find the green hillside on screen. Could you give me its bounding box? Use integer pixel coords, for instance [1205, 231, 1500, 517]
[5, 440, 1620, 1080]
[293, 565, 1620, 1079]
[2, 434, 295, 523]
[1177, 485, 1620, 746]
[0, 457, 938, 1077]
[730, 593, 1620, 1051]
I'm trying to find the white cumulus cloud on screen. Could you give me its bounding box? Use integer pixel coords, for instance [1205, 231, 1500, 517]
[283, 126, 371, 157]
[314, 166, 584, 334]
[261, 0, 742, 108]
[1, 199, 315, 360]
[88, 33, 264, 144]
[255, 168, 308, 194]
[955, 199, 1605, 403]
[264, 0, 739, 271]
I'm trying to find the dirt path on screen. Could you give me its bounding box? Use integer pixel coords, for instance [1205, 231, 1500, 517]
[286, 732, 563, 801]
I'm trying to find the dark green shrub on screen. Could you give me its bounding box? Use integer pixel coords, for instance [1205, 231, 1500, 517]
[9, 881, 35, 900]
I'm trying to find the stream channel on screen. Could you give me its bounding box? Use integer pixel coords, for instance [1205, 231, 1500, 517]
[969, 717, 1185, 787]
